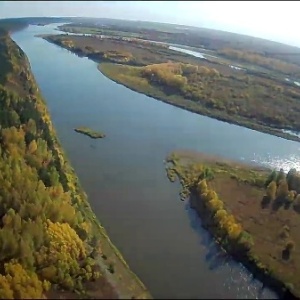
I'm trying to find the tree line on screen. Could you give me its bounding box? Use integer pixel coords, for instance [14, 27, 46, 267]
[0, 32, 103, 298]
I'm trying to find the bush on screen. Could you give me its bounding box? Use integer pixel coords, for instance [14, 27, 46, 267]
[237, 231, 254, 251]
[279, 225, 290, 239]
[294, 194, 300, 213]
[108, 263, 115, 274]
[286, 240, 295, 252]
[266, 181, 277, 201]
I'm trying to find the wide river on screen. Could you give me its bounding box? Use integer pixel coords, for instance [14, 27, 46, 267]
[12, 23, 300, 299]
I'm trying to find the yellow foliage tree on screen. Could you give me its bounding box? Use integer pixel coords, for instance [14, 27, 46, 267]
[214, 209, 228, 223]
[0, 276, 13, 299]
[37, 220, 88, 285]
[277, 179, 289, 199]
[0, 261, 47, 299]
[266, 180, 277, 200]
[197, 179, 208, 194]
[227, 223, 242, 240]
[203, 190, 218, 202]
[207, 198, 224, 213]
[45, 220, 86, 262]
[28, 140, 38, 154]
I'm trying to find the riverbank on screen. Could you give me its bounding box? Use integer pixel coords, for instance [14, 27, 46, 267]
[41, 34, 300, 143]
[98, 62, 300, 143]
[26, 47, 152, 300]
[41, 71, 151, 300]
[51, 136, 150, 299]
[0, 28, 151, 299]
[165, 150, 300, 299]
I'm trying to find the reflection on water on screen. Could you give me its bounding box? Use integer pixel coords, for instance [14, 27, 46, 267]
[168, 45, 221, 61]
[185, 200, 276, 299]
[169, 45, 206, 59]
[252, 151, 300, 173]
[230, 65, 244, 71]
[11, 23, 295, 299]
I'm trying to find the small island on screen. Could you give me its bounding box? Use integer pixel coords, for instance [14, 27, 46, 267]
[166, 150, 300, 299]
[0, 24, 150, 299]
[74, 126, 106, 139]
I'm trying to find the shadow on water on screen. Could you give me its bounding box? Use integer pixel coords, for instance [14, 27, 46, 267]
[184, 198, 274, 299]
[11, 23, 286, 299]
[184, 198, 230, 271]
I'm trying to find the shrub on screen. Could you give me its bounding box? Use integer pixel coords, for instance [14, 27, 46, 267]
[279, 225, 290, 239]
[266, 181, 277, 201]
[286, 240, 295, 252]
[294, 194, 300, 213]
[108, 263, 115, 274]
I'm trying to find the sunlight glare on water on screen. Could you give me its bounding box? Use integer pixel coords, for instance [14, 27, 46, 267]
[252, 152, 300, 173]
[11, 23, 283, 299]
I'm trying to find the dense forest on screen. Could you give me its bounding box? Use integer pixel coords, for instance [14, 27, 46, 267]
[0, 27, 111, 298]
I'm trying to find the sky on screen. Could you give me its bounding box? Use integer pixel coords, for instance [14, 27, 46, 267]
[0, 1, 299, 47]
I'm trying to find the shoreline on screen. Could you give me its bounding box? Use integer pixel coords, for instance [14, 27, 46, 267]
[53, 136, 150, 299]
[41, 35, 300, 144]
[166, 150, 300, 299]
[189, 191, 297, 300]
[39, 34, 300, 298]
[11, 33, 151, 299]
[97, 63, 300, 144]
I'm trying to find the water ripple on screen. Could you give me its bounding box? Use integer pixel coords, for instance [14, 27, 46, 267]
[253, 152, 300, 172]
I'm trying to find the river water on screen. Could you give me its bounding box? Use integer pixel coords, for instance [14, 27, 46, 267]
[12, 23, 300, 299]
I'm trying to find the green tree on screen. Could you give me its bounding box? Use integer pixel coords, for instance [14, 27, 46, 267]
[276, 179, 289, 199]
[294, 194, 300, 212]
[265, 170, 277, 187]
[276, 168, 286, 184]
[49, 166, 60, 186]
[266, 181, 277, 200]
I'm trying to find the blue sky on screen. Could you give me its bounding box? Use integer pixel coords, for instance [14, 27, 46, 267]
[1, 1, 299, 47]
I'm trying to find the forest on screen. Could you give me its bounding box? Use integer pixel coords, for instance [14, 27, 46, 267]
[0, 26, 153, 299]
[0, 28, 108, 299]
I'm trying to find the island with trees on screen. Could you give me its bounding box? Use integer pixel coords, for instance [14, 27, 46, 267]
[0, 21, 150, 299]
[42, 32, 300, 143]
[165, 150, 300, 299]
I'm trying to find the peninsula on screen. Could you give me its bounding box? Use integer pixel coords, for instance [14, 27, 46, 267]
[42, 29, 300, 143]
[166, 150, 300, 299]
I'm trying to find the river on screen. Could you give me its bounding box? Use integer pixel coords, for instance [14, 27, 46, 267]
[12, 23, 300, 299]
